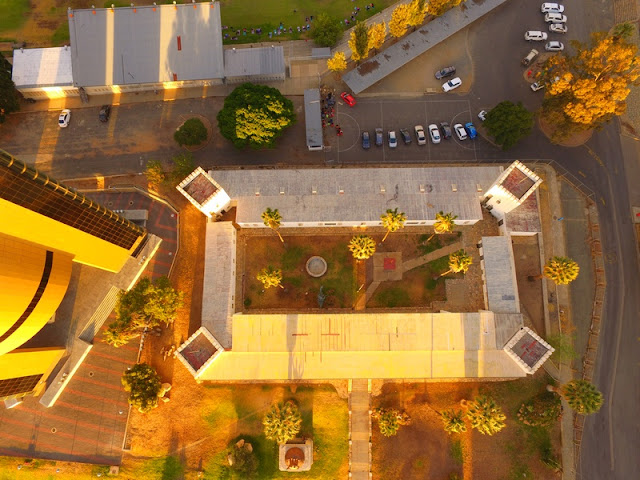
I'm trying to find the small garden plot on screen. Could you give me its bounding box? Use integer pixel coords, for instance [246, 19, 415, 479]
[371, 372, 562, 480]
[243, 234, 356, 310]
[202, 384, 349, 479]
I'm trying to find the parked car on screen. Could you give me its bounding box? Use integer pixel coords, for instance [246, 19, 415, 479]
[522, 48, 539, 66]
[541, 3, 564, 13]
[531, 82, 544, 92]
[399, 128, 412, 144]
[414, 125, 427, 145]
[478, 110, 487, 121]
[465, 122, 477, 139]
[99, 105, 111, 122]
[58, 109, 71, 128]
[525, 31, 548, 41]
[428, 124, 441, 144]
[434, 66, 456, 80]
[545, 41, 564, 51]
[375, 128, 383, 147]
[454, 123, 467, 141]
[544, 13, 567, 23]
[362, 131, 370, 149]
[440, 122, 452, 139]
[442, 77, 462, 92]
[549, 23, 568, 33]
[388, 130, 397, 148]
[340, 92, 356, 107]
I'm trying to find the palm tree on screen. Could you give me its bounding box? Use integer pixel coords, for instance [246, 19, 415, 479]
[348, 235, 376, 260]
[548, 380, 603, 415]
[256, 266, 284, 289]
[440, 249, 472, 277]
[464, 396, 506, 436]
[427, 211, 458, 242]
[263, 400, 302, 444]
[261, 207, 284, 243]
[440, 409, 467, 434]
[380, 208, 407, 242]
[372, 407, 411, 437]
[530, 256, 579, 284]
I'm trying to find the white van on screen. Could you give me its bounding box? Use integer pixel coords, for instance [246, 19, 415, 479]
[525, 31, 548, 41]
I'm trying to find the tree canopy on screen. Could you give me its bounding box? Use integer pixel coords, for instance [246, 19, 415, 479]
[327, 52, 347, 73]
[349, 21, 370, 62]
[0, 52, 19, 124]
[465, 396, 506, 435]
[380, 208, 407, 242]
[543, 256, 580, 285]
[407, 0, 427, 30]
[173, 117, 207, 146]
[348, 235, 376, 260]
[368, 22, 387, 53]
[484, 101, 534, 150]
[556, 380, 603, 415]
[261, 207, 284, 243]
[389, 4, 411, 38]
[541, 29, 640, 139]
[217, 83, 296, 149]
[441, 250, 472, 277]
[427, 0, 466, 17]
[311, 13, 343, 47]
[440, 409, 467, 434]
[257, 266, 284, 289]
[121, 363, 162, 413]
[263, 401, 302, 444]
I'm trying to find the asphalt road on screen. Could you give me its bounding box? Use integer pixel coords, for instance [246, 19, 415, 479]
[0, 0, 637, 478]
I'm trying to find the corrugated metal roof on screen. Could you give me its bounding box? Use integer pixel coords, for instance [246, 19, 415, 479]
[68, 2, 224, 87]
[11, 47, 74, 88]
[304, 89, 323, 149]
[223, 46, 284, 77]
[211, 166, 502, 224]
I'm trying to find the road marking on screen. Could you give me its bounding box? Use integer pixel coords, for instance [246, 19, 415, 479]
[578, 170, 586, 177]
[336, 112, 360, 153]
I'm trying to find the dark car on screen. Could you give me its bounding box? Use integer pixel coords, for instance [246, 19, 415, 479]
[362, 131, 371, 149]
[375, 128, 383, 147]
[99, 105, 111, 122]
[434, 66, 456, 80]
[439, 122, 452, 139]
[399, 128, 412, 145]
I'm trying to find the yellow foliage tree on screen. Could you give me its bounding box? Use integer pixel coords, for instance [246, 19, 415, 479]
[541, 31, 640, 136]
[348, 21, 370, 63]
[427, 0, 466, 17]
[327, 51, 347, 73]
[389, 4, 411, 39]
[407, 0, 427, 30]
[368, 22, 386, 53]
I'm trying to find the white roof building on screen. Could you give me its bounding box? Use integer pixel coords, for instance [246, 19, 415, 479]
[11, 47, 74, 88]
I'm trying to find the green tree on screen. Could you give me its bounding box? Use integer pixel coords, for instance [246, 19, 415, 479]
[380, 207, 407, 242]
[440, 409, 467, 434]
[541, 30, 640, 139]
[169, 152, 196, 185]
[549, 380, 603, 415]
[173, 117, 208, 146]
[257, 266, 284, 289]
[121, 363, 162, 413]
[349, 21, 370, 62]
[217, 83, 296, 149]
[0, 52, 19, 124]
[263, 401, 302, 444]
[145, 160, 166, 190]
[311, 13, 343, 47]
[538, 256, 580, 284]
[440, 250, 472, 277]
[427, 211, 457, 242]
[348, 235, 376, 260]
[484, 101, 534, 150]
[612, 22, 635, 41]
[261, 207, 284, 243]
[105, 276, 184, 347]
[372, 407, 411, 436]
[464, 396, 506, 435]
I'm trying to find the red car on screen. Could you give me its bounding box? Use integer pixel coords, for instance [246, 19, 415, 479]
[340, 92, 356, 107]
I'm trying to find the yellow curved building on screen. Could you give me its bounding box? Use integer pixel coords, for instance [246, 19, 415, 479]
[0, 150, 147, 401]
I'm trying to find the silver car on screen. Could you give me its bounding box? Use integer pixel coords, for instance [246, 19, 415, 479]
[545, 13, 567, 23]
[388, 130, 397, 148]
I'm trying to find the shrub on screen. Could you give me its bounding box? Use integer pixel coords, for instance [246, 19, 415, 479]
[372, 407, 411, 436]
[516, 391, 561, 427]
[174, 117, 208, 146]
[263, 401, 302, 444]
[145, 160, 166, 189]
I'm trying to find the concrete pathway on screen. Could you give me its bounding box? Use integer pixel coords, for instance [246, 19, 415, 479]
[349, 379, 371, 480]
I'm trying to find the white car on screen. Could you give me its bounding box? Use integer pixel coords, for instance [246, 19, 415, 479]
[388, 130, 397, 148]
[442, 77, 462, 92]
[545, 13, 567, 23]
[525, 31, 548, 41]
[545, 41, 564, 51]
[58, 109, 71, 128]
[541, 3, 564, 13]
[549, 23, 568, 34]
[453, 123, 467, 141]
[414, 125, 427, 145]
[428, 124, 441, 144]
[531, 82, 544, 92]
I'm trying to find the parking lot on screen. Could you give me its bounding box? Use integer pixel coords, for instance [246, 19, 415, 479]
[325, 97, 497, 165]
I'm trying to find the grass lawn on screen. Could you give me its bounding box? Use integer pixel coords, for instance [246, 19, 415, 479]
[0, 456, 111, 479]
[0, 0, 29, 38]
[202, 384, 349, 479]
